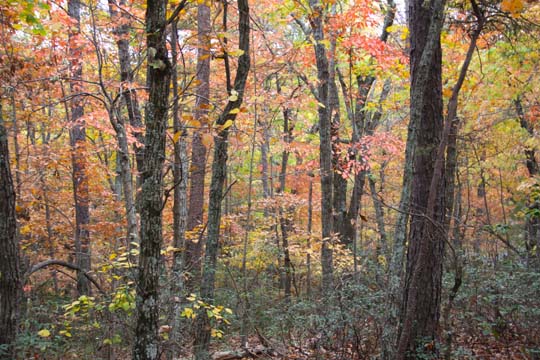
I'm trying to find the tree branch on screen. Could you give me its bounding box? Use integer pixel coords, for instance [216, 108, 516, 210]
[26, 259, 105, 294]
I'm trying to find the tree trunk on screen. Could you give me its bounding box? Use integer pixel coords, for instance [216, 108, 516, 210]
[369, 174, 387, 256]
[108, 0, 145, 185]
[132, 0, 171, 357]
[340, 0, 395, 246]
[186, 2, 212, 290]
[0, 104, 21, 360]
[396, 0, 447, 358]
[168, 20, 190, 359]
[68, 0, 91, 296]
[516, 96, 540, 268]
[309, 0, 334, 294]
[193, 1, 250, 358]
[277, 79, 293, 302]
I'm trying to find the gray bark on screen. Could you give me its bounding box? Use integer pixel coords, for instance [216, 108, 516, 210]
[168, 20, 189, 359]
[193, 0, 250, 357]
[309, 0, 334, 294]
[396, 0, 447, 357]
[186, 3, 212, 289]
[0, 104, 21, 360]
[68, 0, 91, 296]
[132, 0, 172, 357]
[108, 0, 145, 183]
[516, 96, 540, 267]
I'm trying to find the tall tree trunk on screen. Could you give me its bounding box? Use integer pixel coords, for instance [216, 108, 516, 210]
[168, 20, 190, 359]
[68, 0, 91, 296]
[0, 104, 21, 360]
[341, 0, 395, 246]
[9, 91, 21, 197]
[306, 175, 313, 298]
[276, 78, 293, 302]
[369, 174, 388, 256]
[193, 1, 250, 358]
[396, 0, 447, 358]
[108, 0, 145, 184]
[309, 0, 334, 294]
[516, 96, 540, 268]
[278, 112, 293, 301]
[186, 2, 211, 289]
[132, 0, 171, 357]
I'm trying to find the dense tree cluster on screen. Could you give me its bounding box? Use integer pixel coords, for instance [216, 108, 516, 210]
[1, 0, 540, 359]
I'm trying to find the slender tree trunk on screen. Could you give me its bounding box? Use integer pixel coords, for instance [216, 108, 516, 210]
[9, 92, 21, 197]
[68, 0, 91, 296]
[516, 96, 540, 268]
[369, 174, 387, 256]
[40, 151, 59, 294]
[340, 0, 395, 246]
[381, 104, 415, 360]
[442, 179, 464, 360]
[108, 0, 145, 235]
[309, 0, 334, 294]
[328, 33, 347, 243]
[107, 106, 140, 251]
[0, 104, 21, 360]
[277, 79, 293, 302]
[193, 1, 250, 358]
[396, 0, 447, 358]
[240, 87, 258, 346]
[108, 0, 145, 184]
[307, 175, 313, 298]
[132, 0, 171, 357]
[186, 2, 211, 289]
[261, 124, 271, 200]
[168, 20, 190, 359]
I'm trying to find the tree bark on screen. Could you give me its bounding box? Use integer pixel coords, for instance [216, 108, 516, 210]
[340, 0, 395, 246]
[396, 0, 447, 357]
[276, 79, 293, 301]
[168, 20, 190, 359]
[186, 2, 212, 289]
[132, 0, 172, 357]
[0, 104, 21, 360]
[68, 0, 92, 296]
[108, 0, 145, 184]
[309, 0, 334, 294]
[193, 1, 250, 358]
[107, 0, 144, 237]
[516, 96, 540, 268]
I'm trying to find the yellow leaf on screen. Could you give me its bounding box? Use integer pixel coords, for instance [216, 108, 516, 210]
[222, 120, 234, 130]
[181, 307, 195, 319]
[59, 330, 72, 337]
[172, 131, 182, 144]
[228, 90, 238, 102]
[228, 49, 245, 57]
[38, 329, 51, 338]
[20, 224, 31, 235]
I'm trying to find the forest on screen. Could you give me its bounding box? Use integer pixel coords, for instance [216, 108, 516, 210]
[1, 0, 540, 359]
